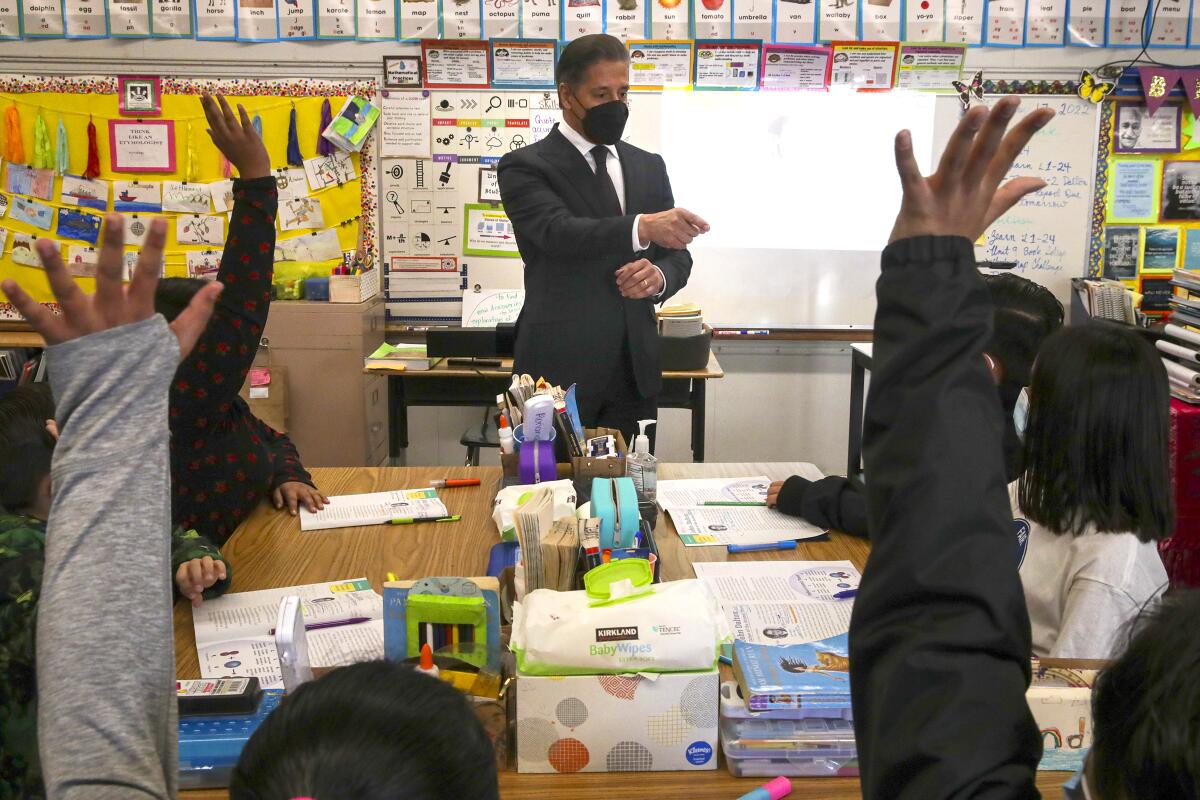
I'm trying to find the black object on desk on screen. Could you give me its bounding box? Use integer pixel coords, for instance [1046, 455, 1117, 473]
[427, 324, 515, 358]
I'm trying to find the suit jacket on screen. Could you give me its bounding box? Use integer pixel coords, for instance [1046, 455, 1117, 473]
[497, 125, 692, 400]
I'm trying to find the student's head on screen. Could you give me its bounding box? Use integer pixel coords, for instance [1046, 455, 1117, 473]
[556, 34, 630, 145]
[155, 277, 212, 324]
[982, 273, 1064, 388]
[1018, 323, 1172, 542]
[0, 384, 56, 518]
[1089, 591, 1200, 799]
[230, 660, 500, 800]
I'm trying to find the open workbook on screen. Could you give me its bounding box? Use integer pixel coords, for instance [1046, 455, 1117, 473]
[299, 489, 448, 532]
[657, 471, 827, 546]
[192, 579, 384, 690]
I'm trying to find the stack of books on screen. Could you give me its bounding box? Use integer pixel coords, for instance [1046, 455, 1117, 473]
[363, 342, 441, 372]
[657, 302, 704, 338]
[1160, 271, 1200, 402]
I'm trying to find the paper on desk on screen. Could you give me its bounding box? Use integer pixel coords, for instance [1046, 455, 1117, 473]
[299, 489, 448, 531]
[692, 561, 860, 645]
[667, 506, 825, 546]
[193, 578, 385, 690]
[656, 475, 773, 507]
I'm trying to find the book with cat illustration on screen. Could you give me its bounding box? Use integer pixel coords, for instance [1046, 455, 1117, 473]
[732, 633, 851, 711]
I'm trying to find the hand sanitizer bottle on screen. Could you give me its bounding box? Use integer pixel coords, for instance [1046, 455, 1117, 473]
[627, 419, 658, 503]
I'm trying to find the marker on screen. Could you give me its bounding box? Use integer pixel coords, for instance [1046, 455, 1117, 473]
[386, 572, 399, 582]
[727, 541, 797, 554]
[703, 501, 766, 506]
[269, 616, 370, 635]
[736, 776, 792, 800]
[391, 515, 462, 525]
[714, 329, 771, 336]
[833, 589, 857, 600]
[415, 643, 440, 679]
[431, 478, 482, 489]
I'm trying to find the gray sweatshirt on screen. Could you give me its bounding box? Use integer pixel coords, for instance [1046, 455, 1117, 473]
[37, 315, 179, 799]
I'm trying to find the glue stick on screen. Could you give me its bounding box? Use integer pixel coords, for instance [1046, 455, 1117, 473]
[736, 776, 792, 800]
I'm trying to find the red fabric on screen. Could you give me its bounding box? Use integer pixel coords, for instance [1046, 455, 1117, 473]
[84, 120, 100, 179]
[1161, 398, 1200, 587]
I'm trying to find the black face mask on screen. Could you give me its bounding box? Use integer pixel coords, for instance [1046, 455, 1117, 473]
[575, 96, 629, 146]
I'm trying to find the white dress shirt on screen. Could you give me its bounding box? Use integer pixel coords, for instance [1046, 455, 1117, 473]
[557, 122, 665, 298]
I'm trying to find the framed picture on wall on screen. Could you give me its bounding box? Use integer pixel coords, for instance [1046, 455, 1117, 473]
[118, 75, 162, 117]
[1113, 103, 1180, 154]
[1161, 161, 1200, 221]
[1102, 226, 1140, 280]
[383, 56, 422, 88]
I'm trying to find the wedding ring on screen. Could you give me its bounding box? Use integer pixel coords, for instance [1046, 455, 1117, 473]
[642, 279, 648, 287]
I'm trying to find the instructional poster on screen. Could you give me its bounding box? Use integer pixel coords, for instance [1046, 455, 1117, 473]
[984, 0, 1025, 45]
[904, 0, 944, 40]
[237, 0, 279, 40]
[65, 0, 108, 37]
[22, 0, 66, 35]
[894, 42, 964, 88]
[561, 0, 603, 41]
[520, 0, 558, 38]
[151, 0, 193, 35]
[491, 38, 557, 89]
[1067, 0, 1103, 44]
[0, 0, 19, 37]
[443, 0, 482, 39]
[316, 0, 356, 37]
[108, 0, 150, 35]
[399, 0, 438, 38]
[732, 0, 771, 40]
[775, 0, 817, 42]
[463, 203, 519, 257]
[817, 0, 857, 40]
[356, 0, 397, 39]
[483, 0, 518, 36]
[760, 44, 831, 89]
[650, 0, 689, 38]
[829, 41, 897, 88]
[944, 0, 984, 44]
[1148, 0, 1188, 46]
[604, 0, 646, 41]
[1192, 0, 1200, 46]
[629, 40, 694, 89]
[1025, 0, 1065, 44]
[860, 0, 900, 41]
[194, 0, 236, 39]
[423, 39, 491, 87]
[1107, 0, 1148, 45]
[276, 0, 315, 38]
[694, 40, 761, 90]
[381, 91, 432, 158]
[693, 0, 732, 39]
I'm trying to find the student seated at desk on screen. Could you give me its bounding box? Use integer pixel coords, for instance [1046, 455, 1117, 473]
[3, 198, 499, 800]
[851, 96, 1200, 800]
[1014, 322, 1170, 659]
[766, 272, 1063, 538]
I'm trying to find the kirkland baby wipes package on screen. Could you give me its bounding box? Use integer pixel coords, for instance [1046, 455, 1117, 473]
[511, 579, 725, 675]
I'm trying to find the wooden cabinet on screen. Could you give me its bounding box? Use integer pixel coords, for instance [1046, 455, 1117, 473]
[259, 297, 387, 467]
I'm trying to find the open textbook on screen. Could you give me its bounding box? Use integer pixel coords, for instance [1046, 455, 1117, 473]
[299, 489, 448, 531]
[193, 579, 384, 690]
[658, 472, 826, 546]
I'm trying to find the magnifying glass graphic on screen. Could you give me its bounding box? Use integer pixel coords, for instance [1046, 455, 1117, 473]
[486, 95, 503, 113]
[386, 191, 404, 215]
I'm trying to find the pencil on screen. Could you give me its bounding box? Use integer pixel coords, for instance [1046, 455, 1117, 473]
[703, 501, 767, 506]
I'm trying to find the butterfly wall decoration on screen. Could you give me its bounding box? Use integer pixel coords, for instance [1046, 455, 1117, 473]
[1077, 70, 1115, 104]
[952, 70, 984, 111]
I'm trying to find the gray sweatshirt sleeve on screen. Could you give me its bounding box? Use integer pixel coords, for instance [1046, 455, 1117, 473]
[37, 315, 180, 800]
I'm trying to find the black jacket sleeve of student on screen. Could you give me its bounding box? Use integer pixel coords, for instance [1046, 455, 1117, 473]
[774, 475, 870, 539]
[849, 235, 1040, 800]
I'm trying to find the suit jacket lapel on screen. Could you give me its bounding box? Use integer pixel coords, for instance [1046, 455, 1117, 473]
[539, 125, 607, 218]
[616, 141, 645, 217]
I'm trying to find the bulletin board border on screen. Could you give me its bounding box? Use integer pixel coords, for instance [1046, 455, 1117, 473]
[1088, 100, 1116, 278]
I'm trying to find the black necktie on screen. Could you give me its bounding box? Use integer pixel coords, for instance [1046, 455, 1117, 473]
[590, 145, 623, 217]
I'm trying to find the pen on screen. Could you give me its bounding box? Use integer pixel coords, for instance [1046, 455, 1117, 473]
[703, 501, 767, 506]
[269, 616, 371, 635]
[391, 515, 462, 525]
[833, 589, 858, 599]
[727, 541, 798, 553]
[431, 478, 482, 488]
[714, 329, 771, 336]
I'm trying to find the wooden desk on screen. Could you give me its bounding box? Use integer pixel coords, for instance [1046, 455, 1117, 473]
[0, 327, 43, 348]
[175, 462, 1069, 799]
[368, 351, 725, 463]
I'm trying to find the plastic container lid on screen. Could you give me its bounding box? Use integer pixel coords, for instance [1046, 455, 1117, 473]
[584, 558, 653, 605]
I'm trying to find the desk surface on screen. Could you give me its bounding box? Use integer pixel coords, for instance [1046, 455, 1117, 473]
[175, 462, 1068, 799]
[0, 328, 43, 348]
[366, 351, 725, 380]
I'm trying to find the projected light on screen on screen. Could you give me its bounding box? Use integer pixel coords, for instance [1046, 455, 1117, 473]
[659, 91, 936, 252]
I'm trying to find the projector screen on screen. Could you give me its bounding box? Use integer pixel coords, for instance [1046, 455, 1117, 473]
[659, 91, 938, 252]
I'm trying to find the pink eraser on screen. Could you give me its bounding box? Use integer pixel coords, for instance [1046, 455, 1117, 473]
[763, 776, 792, 800]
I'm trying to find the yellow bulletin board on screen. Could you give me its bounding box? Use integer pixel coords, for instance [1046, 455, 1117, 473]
[0, 76, 378, 319]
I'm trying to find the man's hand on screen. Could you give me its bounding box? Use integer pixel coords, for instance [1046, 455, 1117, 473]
[767, 481, 784, 508]
[1, 215, 221, 358]
[273, 481, 329, 515]
[176, 556, 228, 608]
[616, 259, 663, 300]
[201, 92, 270, 181]
[637, 208, 710, 251]
[889, 97, 1054, 245]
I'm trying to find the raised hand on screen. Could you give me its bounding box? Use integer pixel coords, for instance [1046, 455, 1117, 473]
[201, 91, 270, 181]
[889, 97, 1055, 245]
[1, 214, 221, 359]
[637, 207, 710, 251]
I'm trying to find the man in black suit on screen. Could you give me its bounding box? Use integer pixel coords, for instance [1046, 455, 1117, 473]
[497, 33, 708, 445]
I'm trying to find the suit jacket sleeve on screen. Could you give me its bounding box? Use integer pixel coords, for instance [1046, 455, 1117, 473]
[649, 154, 691, 302]
[498, 153, 639, 262]
[849, 235, 1040, 800]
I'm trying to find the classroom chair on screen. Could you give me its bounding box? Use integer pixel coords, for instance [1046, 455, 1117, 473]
[461, 409, 500, 466]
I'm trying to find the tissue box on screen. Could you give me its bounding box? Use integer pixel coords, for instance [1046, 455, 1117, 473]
[516, 669, 718, 773]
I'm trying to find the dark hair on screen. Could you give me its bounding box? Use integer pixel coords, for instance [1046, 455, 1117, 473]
[230, 661, 499, 800]
[0, 384, 56, 512]
[983, 273, 1064, 387]
[1091, 591, 1200, 799]
[556, 34, 629, 87]
[155, 277, 210, 324]
[1018, 323, 1172, 542]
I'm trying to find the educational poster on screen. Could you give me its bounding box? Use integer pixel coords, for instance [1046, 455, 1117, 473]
[194, 0, 236, 39]
[1185, 229, 1200, 269]
[1102, 226, 1139, 280]
[65, 0, 109, 38]
[731, 0, 771, 40]
[693, 0, 733, 39]
[1066, 0, 1103, 45]
[463, 203, 519, 257]
[21, 0, 65, 36]
[904, 0, 944, 39]
[356, 0, 397, 38]
[1106, 160, 1160, 223]
[1161, 161, 1200, 221]
[0, 0, 19, 38]
[276, 0, 315, 36]
[894, 43, 965, 89]
[860, 0, 901, 41]
[829, 41, 897, 88]
[1148, 0, 1188, 46]
[151, 0, 193, 36]
[399, 0, 438, 38]
[561, 0, 603, 40]
[1025, 0, 1065, 44]
[520, 0, 557, 37]
[444, 0, 483, 39]
[1142, 226, 1179, 271]
[491, 39, 557, 89]
[237, 0, 279, 40]
[817, 0, 857, 39]
[1192, 0, 1200, 47]
[317, 0, 356, 36]
[774, 0, 817, 42]
[381, 91, 432, 157]
[628, 40, 694, 89]
[760, 44, 830, 89]
[984, 0, 1025, 45]
[483, 0, 520, 37]
[944, 0, 984, 44]
[606, 0, 647, 40]
[108, 0, 150, 34]
[1107, 0, 1147, 45]
[650, 0, 690, 39]
[694, 40, 760, 89]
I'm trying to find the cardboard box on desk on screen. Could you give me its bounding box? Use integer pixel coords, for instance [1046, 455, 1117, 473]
[516, 668, 719, 773]
[329, 269, 380, 303]
[500, 428, 627, 480]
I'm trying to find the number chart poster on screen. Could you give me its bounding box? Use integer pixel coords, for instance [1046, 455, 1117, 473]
[0, 76, 377, 315]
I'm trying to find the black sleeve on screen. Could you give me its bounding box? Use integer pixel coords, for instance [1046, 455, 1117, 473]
[849, 236, 1040, 800]
[649, 154, 692, 302]
[775, 476, 870, 539]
